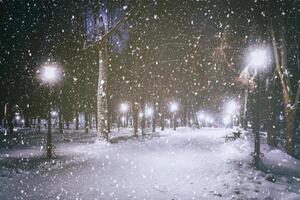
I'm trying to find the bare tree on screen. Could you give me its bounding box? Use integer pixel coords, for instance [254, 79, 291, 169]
[271, 29, 300, 156]
[97, 42, 109, 139]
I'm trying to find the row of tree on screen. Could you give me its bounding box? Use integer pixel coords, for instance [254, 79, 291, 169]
[0, 0, 299, 156]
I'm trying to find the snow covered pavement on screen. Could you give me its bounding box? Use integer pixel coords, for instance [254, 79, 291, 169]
[0, 128, 300, 200]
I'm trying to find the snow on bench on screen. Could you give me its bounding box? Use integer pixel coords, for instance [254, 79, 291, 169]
[225, 130, 242, 142]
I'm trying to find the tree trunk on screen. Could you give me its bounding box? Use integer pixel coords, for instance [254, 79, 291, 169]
[183, 104, 187, 127]
[281, 40, 296, 156]
[133, 109, 138, 137]
[266, 108, 277, 147]
[187, 110, 191, 127]
[159, 86, 165, 131]
[152, 99, 156, 133]
[241, 89, 249, 130]
[284, 106, 296, 156]
[85, 112, 89, 134]
[173, 112, 176, 131]
[266, 79, 277, 147]
[97, 44, 109, 140]
[37, 117, 41, 133]
[130, 88, 139, 137]
[133, 108, 139, 137]
[58, 109, 63, 134]
[95, 111, 98, 131]
[3, 103, 7, 129]
[141, 95, 146, 136]
[24, 114, 30, 128]
[89, 115, 92, 130]
[75, 112, 79, 130]
[250, 74, 261, 169]
[66, 119, 69, 130]
[8, 103, 14, 134]
[107, 97, 111, 133]
[47, 98, 53, 159]
[271, 28, 296, 156]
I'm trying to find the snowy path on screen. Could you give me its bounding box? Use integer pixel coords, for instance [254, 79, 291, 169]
[1, 128, 300, 200]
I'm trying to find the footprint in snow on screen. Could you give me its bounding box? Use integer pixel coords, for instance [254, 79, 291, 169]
[153, 183, 168, 192]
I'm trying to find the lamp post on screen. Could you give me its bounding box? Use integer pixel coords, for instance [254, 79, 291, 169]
[223, 115, 231, 128]
[225, 100, 238, 128]
[197, 112, 205, 127]
[38, 63, 62, 159]
[170, 102, 178, 131]
[248, 48, 268, 169]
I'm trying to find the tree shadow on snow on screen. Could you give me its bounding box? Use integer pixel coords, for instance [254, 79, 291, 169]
[109, 132, 161, 144]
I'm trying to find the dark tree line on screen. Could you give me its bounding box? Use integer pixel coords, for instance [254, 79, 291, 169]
[0, 0, 299, 156]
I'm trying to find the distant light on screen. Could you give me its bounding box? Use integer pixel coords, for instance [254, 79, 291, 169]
[15, 115, 20, 120]
[170, 102, 178, 112]
[51, 111, 58, 117]
[121, 116, 125, 122]
[279, 114, 284, 121]
[145, 107, 154, 117]
[198, 112, 205, 120]
[120, 103, 129, 113]
[205, 116, 213, 123]
[139, 112, 143, 118]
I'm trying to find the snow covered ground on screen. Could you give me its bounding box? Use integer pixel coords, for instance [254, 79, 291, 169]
[0, 127, 299, 200]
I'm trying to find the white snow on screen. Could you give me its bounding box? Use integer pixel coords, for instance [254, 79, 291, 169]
[0, 128, 299, 200]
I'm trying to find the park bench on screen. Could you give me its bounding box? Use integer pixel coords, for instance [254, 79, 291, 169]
[225, 130, 242, 142]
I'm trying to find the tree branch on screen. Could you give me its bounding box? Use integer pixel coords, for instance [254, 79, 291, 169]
[84, 7, 135, 50]
[271, 28, 289, 98]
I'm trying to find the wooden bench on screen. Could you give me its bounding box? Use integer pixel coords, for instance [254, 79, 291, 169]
[225, 130, 242, 142]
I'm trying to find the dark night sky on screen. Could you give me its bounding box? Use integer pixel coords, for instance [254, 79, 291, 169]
[0, 0, 299, 117]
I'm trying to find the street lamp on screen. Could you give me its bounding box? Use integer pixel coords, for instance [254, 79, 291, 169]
[198, 112, 205, 120]
[145, 107, 154, 118]
[120, 103, 128, 113]
[225, 100, 237, 114]
[249, 49, 268, 68]
[38, 62, 62, 159]
[121, 116, 126, 123]
[139, 112, 143, 118]
[15, 115, 21, 121]
[169, 102, 178, 130]
[39, 64, 62, 84]
[51, 111, 58, 117]
[205, 115, 213, 127]
[248, 48, 268, 169]
[119, 102, 128, 127]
